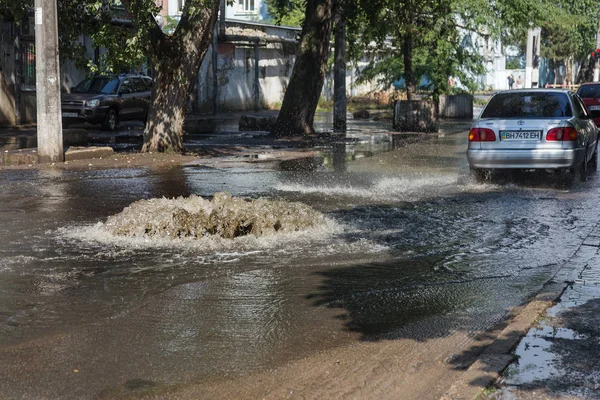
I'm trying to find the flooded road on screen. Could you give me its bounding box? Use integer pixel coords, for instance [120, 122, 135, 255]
[2, 131, 600, 399]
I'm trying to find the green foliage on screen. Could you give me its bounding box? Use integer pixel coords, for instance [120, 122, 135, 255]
[0, 0, 226, 75]
[541, 0, 596, 62]
[265, 0, 306, 26]
[347, 0, 485, 97]
[345, 0, 595, 97]
[0, 0, 149, 74]
[162, 16, 181, 34]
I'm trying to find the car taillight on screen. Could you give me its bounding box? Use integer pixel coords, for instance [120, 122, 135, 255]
[469, 128, 496, 142]
[547, 127, 578, 141]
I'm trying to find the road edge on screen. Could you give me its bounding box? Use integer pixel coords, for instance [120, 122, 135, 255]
[440, 225, 600, 400]
[439, 283, 567, 400]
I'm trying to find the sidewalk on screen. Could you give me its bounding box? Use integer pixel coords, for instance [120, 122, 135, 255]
[442, 223, 600, 400]
[488, 234, 600, 399]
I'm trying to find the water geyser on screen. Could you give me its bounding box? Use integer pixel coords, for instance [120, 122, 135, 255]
[104, 192, 326, 239]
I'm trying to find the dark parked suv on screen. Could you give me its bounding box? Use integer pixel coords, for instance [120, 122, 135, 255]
[61, 74, 153, 131]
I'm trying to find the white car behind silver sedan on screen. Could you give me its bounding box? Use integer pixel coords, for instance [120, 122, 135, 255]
[467, 89, 598, 181]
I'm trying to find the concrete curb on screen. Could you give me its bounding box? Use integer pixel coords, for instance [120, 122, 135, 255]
[440, 287, 566, 400]
[0, 129, 88, 151]
[440, 225, 600, 400]
[1, 146, 114, 166]
[65, 146, 114, 161]
[0, 148, 38, 166]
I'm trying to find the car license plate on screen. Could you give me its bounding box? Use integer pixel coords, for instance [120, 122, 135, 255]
[500, 131, 541, 140]
[62, 112, 78, 118]
[589, 105, 600, 111]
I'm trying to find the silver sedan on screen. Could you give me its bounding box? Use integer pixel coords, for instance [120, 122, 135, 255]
[467, 89, 598, 180]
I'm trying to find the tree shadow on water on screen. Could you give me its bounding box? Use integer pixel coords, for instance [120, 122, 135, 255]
[305, 258, 489, 343]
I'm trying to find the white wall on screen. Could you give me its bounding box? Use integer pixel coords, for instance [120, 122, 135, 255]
[225, 0, 268, 21]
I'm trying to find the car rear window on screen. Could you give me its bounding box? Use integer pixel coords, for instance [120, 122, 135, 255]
[577, 85, 600, 98]
[481, 92, 572, 118]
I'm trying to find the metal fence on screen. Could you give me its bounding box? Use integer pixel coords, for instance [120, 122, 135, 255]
[438, 94, 473, 119]
[20, 41, 36, 89]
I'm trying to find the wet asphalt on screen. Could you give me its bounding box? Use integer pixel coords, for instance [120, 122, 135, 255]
[1, 116, 600, 399]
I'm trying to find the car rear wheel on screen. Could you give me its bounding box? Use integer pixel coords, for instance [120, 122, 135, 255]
[470, 167, 491, 182]
[588, 143, 598, 173]
[571, 150, 589, 182]
[102, 109, 118, 131]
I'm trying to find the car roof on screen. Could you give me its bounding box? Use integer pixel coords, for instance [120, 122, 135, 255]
[577, 82, 600, 87]
[494, 88, 573, 95]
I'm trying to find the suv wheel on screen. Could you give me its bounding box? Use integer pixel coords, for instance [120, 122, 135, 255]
[102, 109, 118, 131]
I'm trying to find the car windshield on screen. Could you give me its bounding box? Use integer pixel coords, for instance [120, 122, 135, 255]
[73, 78, 119, 94]
[481, 92, 573, 119]
[577, 85, 600, 98]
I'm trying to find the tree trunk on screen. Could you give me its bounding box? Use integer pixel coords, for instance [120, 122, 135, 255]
[142, 58, 193, 153]
[123, 0, 220, 153]
[403, 32, 415, 102]
[271, 0, 335, 137]
[333, 0, 347, 133]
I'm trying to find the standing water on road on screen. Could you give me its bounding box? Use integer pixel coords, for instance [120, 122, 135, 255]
[1, 132, 600, 399]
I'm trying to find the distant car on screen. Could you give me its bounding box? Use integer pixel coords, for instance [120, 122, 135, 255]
[61, 75, 153, 131]
[467, 89, 598, 181]
[576, 82, 600, 126]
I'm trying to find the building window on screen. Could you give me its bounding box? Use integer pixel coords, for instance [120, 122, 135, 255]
[239, 0, 255, 12]
[20, 41, 36, 88]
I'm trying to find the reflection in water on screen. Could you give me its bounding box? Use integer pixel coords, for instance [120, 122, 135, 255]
[37, 169, 68, 214]
[332, 141, 347, 172]
[149, 166, 191, 198]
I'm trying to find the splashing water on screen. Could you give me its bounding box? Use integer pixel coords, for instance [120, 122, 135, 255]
[103, 192, 326, 240]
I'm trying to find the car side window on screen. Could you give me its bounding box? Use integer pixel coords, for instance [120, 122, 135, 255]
[143, 77, 153, 89]
[573, 95, 590, 119]
[132, 78, 147, 93]
[120, 79, 132, 94]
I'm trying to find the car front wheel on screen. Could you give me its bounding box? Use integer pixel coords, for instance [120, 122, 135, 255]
[102, 109, 118, 131]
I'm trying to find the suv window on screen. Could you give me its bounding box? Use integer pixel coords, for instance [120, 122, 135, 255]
[142, 77, 153, 89]
[577, 85, 600, 98]
[73, 77, 119, 94]
[481, 92, 573, 119]
[120, 79, 133, 94]
[132, 78, 147, 93]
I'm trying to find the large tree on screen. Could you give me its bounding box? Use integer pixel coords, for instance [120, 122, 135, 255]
[346, 0, 581, 100]
[121, 0, 220, 152]
[1, 0, 221, 153]
[270, 0, 335, 137]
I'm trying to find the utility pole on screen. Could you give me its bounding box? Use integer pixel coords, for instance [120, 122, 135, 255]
[333, 1, 347, 133]
[34, 0, 63, 163]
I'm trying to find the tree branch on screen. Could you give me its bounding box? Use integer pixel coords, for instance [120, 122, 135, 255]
[120, 0, 166, 54]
